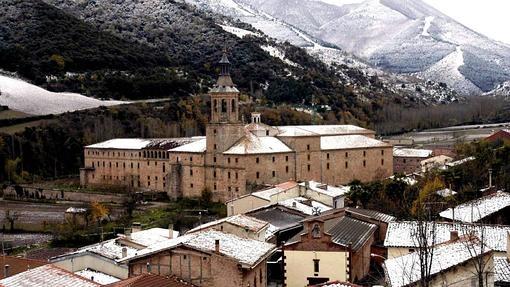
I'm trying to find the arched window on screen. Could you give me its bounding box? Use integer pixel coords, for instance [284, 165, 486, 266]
[231, 99, 236, 112]
[221, 99, 227, 113]
[213, 99, 219, 113]
[312, 223, 321, 238]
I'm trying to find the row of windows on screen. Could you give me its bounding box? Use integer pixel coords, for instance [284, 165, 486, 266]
[255, 156, 290, 164]
[255, 166, 290, 179]
[92, 161, 166, 172]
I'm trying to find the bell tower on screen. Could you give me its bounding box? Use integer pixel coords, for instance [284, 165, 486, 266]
[209, 49, 240, 123]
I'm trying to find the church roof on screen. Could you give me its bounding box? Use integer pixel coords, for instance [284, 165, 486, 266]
[320, 135, 390, 150]
[223, 133, 292, 155]
[276, 125, 373, 137]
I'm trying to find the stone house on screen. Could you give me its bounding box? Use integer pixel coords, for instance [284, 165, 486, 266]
[119, 230, 275, 287]
[80, 51, 393, 202]
[393, 147, 433, 174]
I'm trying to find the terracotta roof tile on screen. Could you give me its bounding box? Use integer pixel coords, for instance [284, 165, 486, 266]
[0, 256, 47, 280]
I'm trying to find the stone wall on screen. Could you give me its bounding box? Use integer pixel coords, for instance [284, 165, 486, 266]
[3, 185, 126, 204]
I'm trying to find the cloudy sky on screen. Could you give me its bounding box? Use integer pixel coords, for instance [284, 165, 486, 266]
[321, 0, 510, 44]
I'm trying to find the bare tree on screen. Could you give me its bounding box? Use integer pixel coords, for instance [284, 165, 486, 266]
[411, 220, 437, 287]
[461, 222, 494, 287]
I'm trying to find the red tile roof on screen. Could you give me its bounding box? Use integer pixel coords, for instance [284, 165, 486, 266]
[0, 256, 47, 279]
[108, 274, 197, 287]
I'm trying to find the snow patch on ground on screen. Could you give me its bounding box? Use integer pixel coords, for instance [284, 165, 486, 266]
[260, 45, 299, 67]
[0, 75, 126, 115]
[421, 16, 434, 37]
[219, 24, 260, 38]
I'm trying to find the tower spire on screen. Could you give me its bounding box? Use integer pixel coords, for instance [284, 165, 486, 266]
[216, 48, 234, 87]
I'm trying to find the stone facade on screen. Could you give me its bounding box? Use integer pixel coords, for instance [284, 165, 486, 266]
[128, 246, 268, 287]
[81, 52, 393, 202]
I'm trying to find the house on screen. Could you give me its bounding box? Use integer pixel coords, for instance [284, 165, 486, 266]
[393, 147, 433, 174]
[384, 221, 510, 258]
[485, 129, 510, 144]
[0, 264, 101, 287]
[118, 230, 276, 287]
[107, 273, 197, 287]
[186, 214, 271, 241]
[420, 155, 453, 172]
[384, 237, 494, 287]
[226, 180, 348, 216]
[81, 51, 393, 202]
[246, 205, 307, 244]
[439, 191, 510, 224]
[51, 227, 179, 279]
[283, 211, 378, 285]
[0, 256, 47, 279]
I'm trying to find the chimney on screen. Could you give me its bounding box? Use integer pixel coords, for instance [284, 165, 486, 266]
[450, 230, 459, 241]
[215, 239, 220, 253]
[132, 222, 142, 233]
[122, 247, 127, 258]
[4, 264, 10, 278]
[168, 224, 174, 239]
[251, 112, 261, 124]
[292, 201, 297, 208]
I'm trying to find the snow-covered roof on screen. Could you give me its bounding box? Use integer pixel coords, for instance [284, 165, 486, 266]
[301, 181, 350, 198]
[393, 147, 433, 158]
[251, 181, 298, 201]
[320, 135, 390, 150]
[54, 228, 178, 262]
[385, 221, 510, 252]
[495, 256, 510, 284]
[120, 230, 276, 268]
[169, 138, 207, 153]
[439, 191, 510, 223]
[223, 133, 292, 154]
[276, 125, 372, 137]
[435, 188, 457, 198]
[118, 228, 179, 247]
[86, 137, 204, 150]
[385, 239, 490, 287]
[74, 269, 120, 285]
[65, 207, 87, 213]
[279, 197, 332, 216]
[446, 156, 476, 167]
[0, 264, 101, 287]
[187, 214, 269, 234]
[312, 281, 361, 287]
[420, 155, 453, 165]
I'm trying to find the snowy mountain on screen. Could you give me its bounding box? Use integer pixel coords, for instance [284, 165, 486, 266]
[183, 0, 458, 103]
[237, 0, 510, 95]
[0, 74, 125, 115]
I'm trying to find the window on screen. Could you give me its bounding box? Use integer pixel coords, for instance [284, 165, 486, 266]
[214, 184, 217, 190]
[345, 162, 348, 169]
[286, 166, 289, 173]
[190, 156, 193, 162]
[363, 151, 366, 157]
[190, 169, 193, 176]
[327, 163, 330, 170]
[227, 158, 231, 164]
[285, 156, 289, 162]
[345, 152, 348, 158]
[214, 144, 217, 150]
[381, 150, 385, 155]
[381, 159, 384, 166]
[214, 157, 217, 163]
[123, 162, 125, 168]
[191, 183, 193, 188]
[235, 172, 238, 179]
[131, 163, 133, 169]
[163, 164, 165, 173]
[307, 154, 311, 161]
[213, 129, 217, 135]
[213, 171, 217, 178]
[403, 159, 407, 164]
[272, 156, 275, 163]
[313, 259, 320, 273]
[137, 163, 140, 169]
[312, 224, 321, 238]
[231, 99, 236, 112]
[228, 172, 231, 179]
[363, 160, 366, 167]
[327, 153, 330, 160]
[266, 130, 269, 136]
[235, 158, 238, 163]
[272, 171, 276, 177]
[307, 144, 310, 150]
[307, 164, 311, 171]
[256, 157, 259, 164]
[256, 172, 260, 179]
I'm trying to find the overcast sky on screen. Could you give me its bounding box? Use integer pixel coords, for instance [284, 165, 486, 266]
[321, 0, 510, 44]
